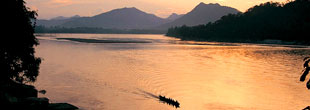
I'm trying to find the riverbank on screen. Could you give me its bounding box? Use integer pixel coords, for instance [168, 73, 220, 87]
[169, 38, 310, 48]
[35, 26, 166, 34]
[0, 81, 78, 110]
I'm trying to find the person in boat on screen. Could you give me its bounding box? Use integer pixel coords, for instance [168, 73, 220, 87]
[158, 95, 180, 108]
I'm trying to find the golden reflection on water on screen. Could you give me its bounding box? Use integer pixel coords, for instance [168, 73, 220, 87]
[35, 34, 310, 110]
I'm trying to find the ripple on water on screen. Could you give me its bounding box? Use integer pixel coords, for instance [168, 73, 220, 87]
[35, 34, 310, 110]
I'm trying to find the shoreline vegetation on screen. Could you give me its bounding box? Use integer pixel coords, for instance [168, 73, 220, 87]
[166, 0, 310, 45]
[37, 33, 310, 48]
[35, 26, 166, 34]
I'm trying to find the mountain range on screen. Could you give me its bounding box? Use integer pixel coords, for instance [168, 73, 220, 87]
[37, 2, 240, 30]
[36, 15, 80, 27]
[60, 7, 167, 29]
[158, 3, 239, 29]
[166, 13, 184, 21]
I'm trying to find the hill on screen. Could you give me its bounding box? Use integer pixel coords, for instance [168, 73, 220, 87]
[166, 0, 310, 45]
[60, 7, 168, 29]
[36, 15, 80, 27]
[158, 2, 240, 29]
[166, 13, 184, 21]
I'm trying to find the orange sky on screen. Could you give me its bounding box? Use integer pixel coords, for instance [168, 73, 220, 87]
[25, 0, 287, 19]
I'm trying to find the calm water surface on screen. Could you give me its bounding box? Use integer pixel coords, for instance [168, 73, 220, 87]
[35, 34, 310, 110]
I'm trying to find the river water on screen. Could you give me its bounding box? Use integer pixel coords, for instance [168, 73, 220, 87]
[35, 34, 310, 110]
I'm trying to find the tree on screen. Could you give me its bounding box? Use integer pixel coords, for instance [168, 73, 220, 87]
[1, 0, 41, 84]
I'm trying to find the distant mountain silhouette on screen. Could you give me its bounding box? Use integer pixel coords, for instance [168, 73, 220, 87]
[166, 13, 184, 21]
[35, 3, 239, 32]
[158, 2, 240, 29]
[36, 15, 80, 27]
[60, 7, 168, 29]
[50, 15, 80, 20]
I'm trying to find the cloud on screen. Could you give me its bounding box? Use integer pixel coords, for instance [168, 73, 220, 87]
[48, 0, 75, 7]
[51, 0, 73, 4]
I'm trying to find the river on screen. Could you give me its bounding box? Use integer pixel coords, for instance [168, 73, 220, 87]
[35, 33, 310, 110]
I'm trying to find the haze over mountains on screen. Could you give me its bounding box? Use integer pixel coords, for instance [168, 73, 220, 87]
[37, 2, 239, 31]
[50, 15, 81, 20]
[166, 13, 184, 21]
[61, 7, 168, 29]
[36, 15, 80, 27]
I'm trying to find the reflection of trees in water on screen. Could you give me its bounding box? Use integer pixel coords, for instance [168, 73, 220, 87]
[300, 57, 310, 110]
[300, 57, 310, 88]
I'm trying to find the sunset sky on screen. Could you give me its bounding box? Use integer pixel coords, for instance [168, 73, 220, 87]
[25, 0, 287, 19]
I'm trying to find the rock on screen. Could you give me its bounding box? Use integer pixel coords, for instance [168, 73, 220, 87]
[0, 92, 18, 104]
[48, 103, 79, 110]
[21, 97, 49, 110]
[1, 81, 38, 98]
[1, 82, 78, 110]
[39, 90, 47, 94]
[20, 85, 38, 98]
[23, 97, 49, 105]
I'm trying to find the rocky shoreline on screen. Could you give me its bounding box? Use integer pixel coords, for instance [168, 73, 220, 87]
[0, 81, 78, 110]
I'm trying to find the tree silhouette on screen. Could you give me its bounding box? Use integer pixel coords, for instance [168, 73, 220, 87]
[1, 0, 41, 84]
[166, 0, 310, 44]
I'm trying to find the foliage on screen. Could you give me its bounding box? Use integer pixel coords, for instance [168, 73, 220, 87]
[1, 0, 41, 84]
[166, 0, 310, 44]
